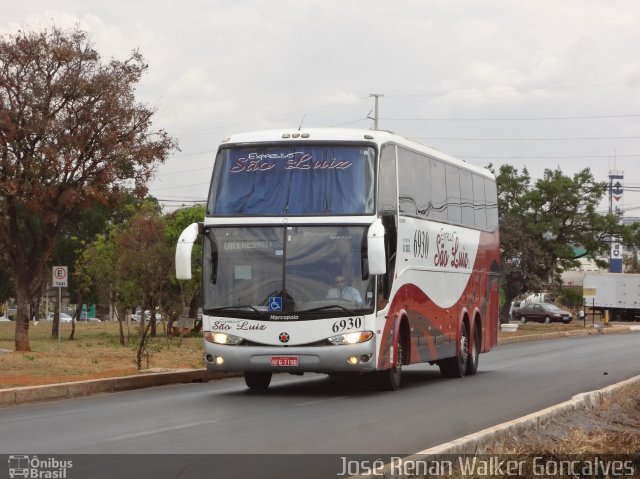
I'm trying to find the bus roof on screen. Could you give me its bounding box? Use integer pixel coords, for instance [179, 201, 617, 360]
[218, 128, 494, 179]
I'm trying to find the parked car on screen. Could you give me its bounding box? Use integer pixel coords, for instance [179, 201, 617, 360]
[518, 303, 573, 324]
[0, 315, 9, 322]
[509, 300, 522, 321]
[131, 310, 161, 321]
[45, 312, 73, 323]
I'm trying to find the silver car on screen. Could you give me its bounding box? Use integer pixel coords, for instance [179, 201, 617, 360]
[45, 312, 73, 322]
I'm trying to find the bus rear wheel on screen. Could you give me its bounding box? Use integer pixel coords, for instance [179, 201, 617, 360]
[465, 323, 480, 376]
[438, 322, 470, 378]
[244, 372, 272, 390]
[377, 339, 403, 391]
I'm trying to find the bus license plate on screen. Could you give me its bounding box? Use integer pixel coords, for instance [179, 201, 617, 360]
[271, 356, 299, 367]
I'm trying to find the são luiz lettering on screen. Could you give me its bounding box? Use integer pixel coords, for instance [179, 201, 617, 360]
[230, 153, 351, 172]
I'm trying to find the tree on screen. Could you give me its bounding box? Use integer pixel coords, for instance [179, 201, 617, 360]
[0, 27, 176, 351]
[75, 231, 125, 343]
[50, 202, 112, 339]
[0, 254, 14, 305]
[164, 205, 205, 332]
[495, 165, 638, 321]
[115, 203, 171, 323]
[556, 286, 583, 311]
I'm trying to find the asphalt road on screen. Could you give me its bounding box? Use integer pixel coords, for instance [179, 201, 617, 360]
[1, 332, 639, 479]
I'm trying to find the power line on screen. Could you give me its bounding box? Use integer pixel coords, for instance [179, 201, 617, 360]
[162, 80, 640, 139]
[457, 154, 639, 159]
[383, 79, 640, 99]
[156, 199, 206, 204]
[383, 114, 640, 122]
[153, 193, 206, 200]
[166, 149, 216, 159]
[460, 154, 640, 160]
[412, 135, 640, 141]
[152, 182, 209, 191]
[172, 96, 370, 137]
[330, 117, 369, 127]
[155, 166, 213, 176]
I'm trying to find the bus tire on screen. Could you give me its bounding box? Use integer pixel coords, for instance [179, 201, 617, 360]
[377, 337, 403, 391]
[244, 372, 272, 390]
[465, 322, 480, 376]
[438, 321, 470, 378]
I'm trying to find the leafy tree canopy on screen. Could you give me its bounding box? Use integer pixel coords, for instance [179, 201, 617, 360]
[494, 164, 639, 320]
[0, 26, 177, 350]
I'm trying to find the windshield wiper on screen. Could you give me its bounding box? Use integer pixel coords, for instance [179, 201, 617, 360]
[298, 305, 355, 313]
[208, 306, 267, 318]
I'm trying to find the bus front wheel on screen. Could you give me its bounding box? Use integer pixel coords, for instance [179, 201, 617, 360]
[244, 372, 272, 390]
[377, 339, 403, 391]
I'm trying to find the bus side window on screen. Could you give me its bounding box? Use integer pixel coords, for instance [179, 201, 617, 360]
[460, 170, 474, 227]
[430, 159, 447, 221]
[379, 144, 398, 214]
[397, 147, 415, 216]
[473, 174, 487, 230]
[446, 165, 461, 224]
[485, 178, 498, 231]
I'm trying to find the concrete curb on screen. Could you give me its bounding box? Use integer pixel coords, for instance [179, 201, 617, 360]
[0, 369, 236, 408]
[498, 325, 631, 345]
[348, 374, 640, 478]
[415, 374, 640, 456]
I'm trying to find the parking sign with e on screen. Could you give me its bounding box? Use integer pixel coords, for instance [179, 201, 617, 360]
[52, 266, 68, 287]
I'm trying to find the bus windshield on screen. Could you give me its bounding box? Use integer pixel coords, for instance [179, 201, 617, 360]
[207, 144, 376, 216]
[203, 226, 375, 317]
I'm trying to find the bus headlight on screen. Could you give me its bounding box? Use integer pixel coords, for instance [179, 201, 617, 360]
[327, 331, 373, 346]
[204, 332, 243, 345]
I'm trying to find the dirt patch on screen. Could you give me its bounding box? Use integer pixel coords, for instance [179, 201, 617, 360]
[488, 381, 640, 455]
[0, 321, 204, 388]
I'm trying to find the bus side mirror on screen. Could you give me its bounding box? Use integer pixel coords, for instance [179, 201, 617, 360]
[176, 223, 202, 280]
[367, 219, 387, 275]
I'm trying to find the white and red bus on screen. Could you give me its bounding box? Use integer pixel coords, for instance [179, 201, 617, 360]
[175, 128, 499, 390]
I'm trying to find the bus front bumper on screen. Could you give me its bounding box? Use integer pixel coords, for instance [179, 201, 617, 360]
[204, 341, 378, 373]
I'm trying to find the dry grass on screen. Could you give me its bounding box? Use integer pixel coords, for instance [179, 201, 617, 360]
[479, 382, 640, 477]
[434, 382, 640, 479]
[0, 320, 204, 388]
[495, 380, 640, 455]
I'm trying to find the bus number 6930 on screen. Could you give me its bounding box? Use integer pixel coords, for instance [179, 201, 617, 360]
[332, 317, 362, 333]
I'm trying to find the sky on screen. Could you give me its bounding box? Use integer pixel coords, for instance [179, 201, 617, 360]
[3, 0, 640, 215]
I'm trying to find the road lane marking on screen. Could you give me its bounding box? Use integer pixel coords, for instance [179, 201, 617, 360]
[294, 396, 349, 407]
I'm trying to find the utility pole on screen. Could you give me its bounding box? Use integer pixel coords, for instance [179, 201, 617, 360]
[369, 93, 383, 130]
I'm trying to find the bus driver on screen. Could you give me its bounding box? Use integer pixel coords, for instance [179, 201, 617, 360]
[327, 275, 363, 305]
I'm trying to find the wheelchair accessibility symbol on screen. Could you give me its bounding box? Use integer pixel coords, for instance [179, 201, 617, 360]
[268, 296, 283, 312]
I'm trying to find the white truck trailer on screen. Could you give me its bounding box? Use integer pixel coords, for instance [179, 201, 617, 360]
[583, 272, 640, 321]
